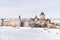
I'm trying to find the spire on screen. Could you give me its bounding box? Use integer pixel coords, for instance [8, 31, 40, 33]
[40, 12, 45, 15]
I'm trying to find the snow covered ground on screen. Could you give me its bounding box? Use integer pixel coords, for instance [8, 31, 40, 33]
[0, 26, 60, 40]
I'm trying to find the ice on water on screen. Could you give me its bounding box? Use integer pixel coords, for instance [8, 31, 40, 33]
[0, 26, 60, 40]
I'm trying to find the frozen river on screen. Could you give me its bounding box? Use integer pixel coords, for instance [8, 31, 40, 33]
[0, 26, 60, 40]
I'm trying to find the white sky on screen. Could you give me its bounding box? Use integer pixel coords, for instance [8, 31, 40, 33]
[0, 0, 60, 18]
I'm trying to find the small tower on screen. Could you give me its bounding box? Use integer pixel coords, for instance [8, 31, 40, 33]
[18, 15, 21, 26]
[19, 15, 21, 20]
[1, 18, 4, 26]
[34, 15, 38, 19]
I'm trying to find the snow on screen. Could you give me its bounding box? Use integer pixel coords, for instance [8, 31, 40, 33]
[0, 26, 60, 40]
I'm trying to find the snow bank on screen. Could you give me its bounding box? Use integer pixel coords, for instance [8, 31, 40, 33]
[0, 26, 60, 40]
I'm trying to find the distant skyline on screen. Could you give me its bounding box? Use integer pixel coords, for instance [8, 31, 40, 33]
[0, 0, 60, 18]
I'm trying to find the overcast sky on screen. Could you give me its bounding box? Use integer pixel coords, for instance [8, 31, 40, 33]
[0, 0, 60, 18]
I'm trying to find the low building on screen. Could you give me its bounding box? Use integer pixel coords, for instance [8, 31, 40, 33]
[10, 19, 20, 27]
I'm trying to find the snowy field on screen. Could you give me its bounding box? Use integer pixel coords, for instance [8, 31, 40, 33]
[0, 26, 60, 40]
